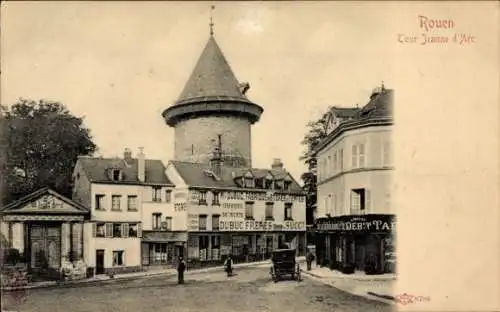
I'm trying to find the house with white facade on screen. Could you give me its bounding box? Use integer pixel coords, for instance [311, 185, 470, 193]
[313, 85, 396, 275]
[72, 148, 177, 275]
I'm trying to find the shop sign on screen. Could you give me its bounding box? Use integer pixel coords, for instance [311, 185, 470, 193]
[283, 221, 306, 231]
[221, 191, 304, 203]
[316, 215, 396, 233]
[187, 214, 199, 231]
[219, 220, 274, 231]
[174, 203, 187, 212]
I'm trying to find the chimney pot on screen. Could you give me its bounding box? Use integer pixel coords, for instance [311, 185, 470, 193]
[271, 158, 284, 170]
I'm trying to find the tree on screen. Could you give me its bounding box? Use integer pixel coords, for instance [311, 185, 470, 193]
[1, 99, 97, 204]
[299, 108, 331, 227]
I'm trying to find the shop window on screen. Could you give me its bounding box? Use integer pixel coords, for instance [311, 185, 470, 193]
[152, 186, 162, 202]
[111, 195, 121, 211]
[127, 195, 137, 211]
[199, 191, 207, 205]
[152, 213, 162, 230]
[212, 192, 220, 205]
[165, 190, 172, 203]
[199, 215, 207, 230]
[113, 250, 124, 266]
[211, 235, 220, 248]
[95, 194, 105, 210]
[245, 201, 254, 219]
[284, 203, 293, 220]
[96, 223, 105, 237]
[265, 202, 274, 220]
[129, 223, 138, 237]
[113, 223, 122, 237]
[212, 214, 220, 231]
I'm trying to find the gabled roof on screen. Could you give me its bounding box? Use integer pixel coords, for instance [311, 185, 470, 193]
[174, 36, 253, 106]
[1, 187, 89, 214]
[169, 161, 303, 194]
[77, 157, 174, 186]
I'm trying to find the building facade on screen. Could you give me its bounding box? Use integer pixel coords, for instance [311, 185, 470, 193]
[0, 188, 90, 280]
[166, 160, 306, 265]
[313, 86, 396, 275]
[72, 148, 179, 275]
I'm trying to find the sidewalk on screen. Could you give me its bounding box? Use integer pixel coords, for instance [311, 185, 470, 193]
[299, 263, 396, 305]
[2, 257, 305, 292]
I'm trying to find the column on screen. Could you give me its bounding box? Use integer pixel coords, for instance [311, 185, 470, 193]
[61, 222, 71, 262]
[71, 222, 83, 260]
[79, 221, 84, 260]
[11, 222, 24, 253]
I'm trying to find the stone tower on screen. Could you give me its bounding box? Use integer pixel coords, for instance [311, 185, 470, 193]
[162, 34, 263, 167]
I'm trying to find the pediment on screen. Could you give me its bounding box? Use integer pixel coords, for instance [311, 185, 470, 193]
[244, 170, 254, 178]
[2, 188, 89, 215]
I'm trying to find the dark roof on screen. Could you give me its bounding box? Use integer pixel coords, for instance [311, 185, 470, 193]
[312, 88, 394, 155]
[169, 161, 304, 194]
[174, 36, 254, 106]
[1, 187, 89, 213]
[77, 157, 174, 186]
[330, 107, 360, 119]
[358, 88, 393, 119]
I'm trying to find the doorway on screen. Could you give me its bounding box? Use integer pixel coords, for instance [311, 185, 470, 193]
[95, 249, 105, 275]
[29, 223, 61, 279]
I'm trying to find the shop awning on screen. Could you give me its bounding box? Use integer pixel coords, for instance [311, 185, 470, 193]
[142, 231, 188, 243]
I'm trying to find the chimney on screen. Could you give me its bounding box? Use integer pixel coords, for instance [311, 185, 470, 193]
[124, 148, 132, 163]
[138, 147, 145, 182]
[271, 158, 284, 171]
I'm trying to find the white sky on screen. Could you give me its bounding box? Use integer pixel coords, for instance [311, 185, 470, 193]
[1, 1, 395, 181]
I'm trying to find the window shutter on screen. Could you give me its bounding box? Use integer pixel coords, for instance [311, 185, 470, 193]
[137, 223, 142, 238]
[350, 191, 354, 212]
[122, 223, 129, 238]
[105, 223, 112, 238]
[365, 189, 371, 212]
[92, 223, 96, 237]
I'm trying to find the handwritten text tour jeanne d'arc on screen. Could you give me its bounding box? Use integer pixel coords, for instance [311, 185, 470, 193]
[189, 190, 305, 203]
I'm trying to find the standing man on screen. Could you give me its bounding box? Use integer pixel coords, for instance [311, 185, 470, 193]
[177, 256, 186, 284]
[306, 248, 315, 271]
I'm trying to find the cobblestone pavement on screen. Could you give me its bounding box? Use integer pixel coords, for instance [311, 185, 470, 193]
[2, 267, 393, 312]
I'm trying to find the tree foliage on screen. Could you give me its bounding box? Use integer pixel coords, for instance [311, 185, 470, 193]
[299, 108, 331, 224]
[1, 99, 97, 204]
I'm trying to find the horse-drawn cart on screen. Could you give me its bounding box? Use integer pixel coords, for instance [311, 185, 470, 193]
[269, 249, 301, 283]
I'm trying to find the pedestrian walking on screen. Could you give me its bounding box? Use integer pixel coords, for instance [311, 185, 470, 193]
[177, 256, 186, 284]
[306, 249, 315, 271]
[224, 255, 233, 277]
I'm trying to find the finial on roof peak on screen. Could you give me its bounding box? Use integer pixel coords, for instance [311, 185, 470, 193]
[209, 5, 215, 37]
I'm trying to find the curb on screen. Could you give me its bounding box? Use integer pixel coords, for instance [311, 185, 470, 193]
[2, 258, 303, 292]
[367, 291, 395, 301]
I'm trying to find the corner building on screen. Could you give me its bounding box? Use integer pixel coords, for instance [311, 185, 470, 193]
[313, 86, 396, 275]
[162, 32, 306, 265]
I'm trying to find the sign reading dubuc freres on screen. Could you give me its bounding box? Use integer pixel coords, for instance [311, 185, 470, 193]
[316, 214, 395, 233]
[219, 220, 306, 231]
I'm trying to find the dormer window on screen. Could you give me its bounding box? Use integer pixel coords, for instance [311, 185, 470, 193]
[255, 178, 264, 189]
[110, 169, 122, 181]
[284, 180, 292, 191]
[245, 177, 254, 188]
[274, 180, 284, 190]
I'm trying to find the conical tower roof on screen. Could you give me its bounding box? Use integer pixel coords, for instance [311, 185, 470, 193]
[174, 36, 252, 106]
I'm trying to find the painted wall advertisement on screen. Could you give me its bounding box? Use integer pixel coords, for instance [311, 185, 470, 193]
[187, 214, 199, 231]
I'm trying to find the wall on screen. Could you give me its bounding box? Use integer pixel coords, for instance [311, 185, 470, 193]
[141, 184, 177, 231]
[174, 115, 252, 166]
[91, 184, 142, 222]
[186, 189, 307, 233]
[316, 125, 394, 218]
[72, 160, 92, 208]
[94, 237, 141, 268]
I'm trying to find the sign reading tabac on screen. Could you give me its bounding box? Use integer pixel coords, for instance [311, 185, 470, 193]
[316, 214, 395, 233]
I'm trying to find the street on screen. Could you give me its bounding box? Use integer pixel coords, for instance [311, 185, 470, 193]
[2, 266, 392, 312]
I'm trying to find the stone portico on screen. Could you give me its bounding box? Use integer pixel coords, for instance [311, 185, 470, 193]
[0, 188, 90, 280]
